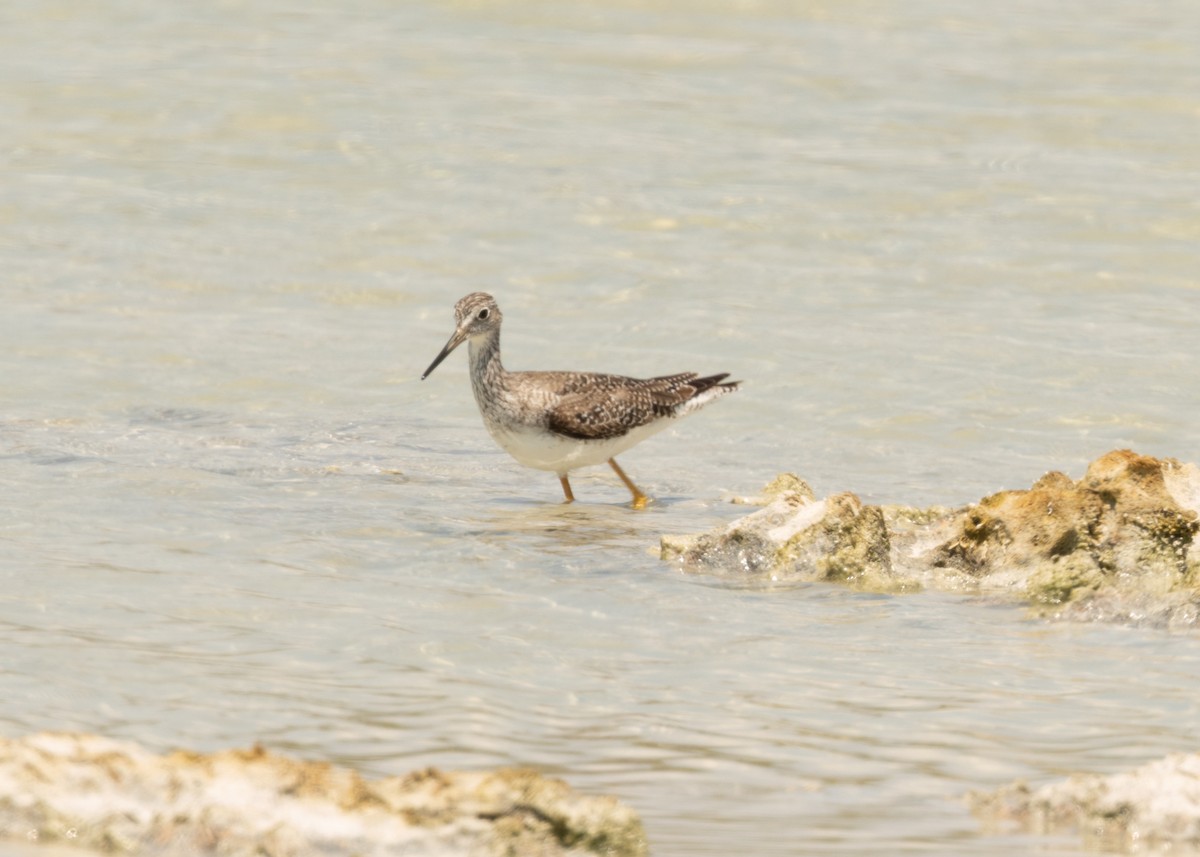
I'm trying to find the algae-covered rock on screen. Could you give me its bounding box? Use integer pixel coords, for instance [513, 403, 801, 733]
[0, 732, 648, 857]
[1026, 554, 1106, 606]
[773, 492, 900, 589]
[926, 450, 1199, 621]
[666, 450, 1200, 625]
[929, 470, 1106, 578]
[663, 487, 908, 592]
[969, 752, 1200, 851]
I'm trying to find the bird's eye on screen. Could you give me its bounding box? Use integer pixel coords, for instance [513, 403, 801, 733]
[477, 308, 490, 320]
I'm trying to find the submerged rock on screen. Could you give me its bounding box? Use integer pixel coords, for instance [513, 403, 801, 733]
[663, 450, 1200, 625]
[969, 752, 1200, 852]
[0, 732, 648, 857]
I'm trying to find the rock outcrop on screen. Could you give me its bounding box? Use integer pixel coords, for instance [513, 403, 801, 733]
[663, 450, 1200, 625]
[662, 490, 910, 592]
[0, 732, 648, 857]
[970, 752, 1200, 852]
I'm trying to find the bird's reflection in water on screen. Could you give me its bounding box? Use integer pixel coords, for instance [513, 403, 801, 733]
[472, 492, 685, 556]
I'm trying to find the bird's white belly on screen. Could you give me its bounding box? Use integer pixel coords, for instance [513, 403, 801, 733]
[486, 421, 673, 475]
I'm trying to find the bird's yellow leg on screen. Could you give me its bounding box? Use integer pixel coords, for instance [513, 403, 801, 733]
[608, 458, 648, 510]
[559, 474, 576, 504]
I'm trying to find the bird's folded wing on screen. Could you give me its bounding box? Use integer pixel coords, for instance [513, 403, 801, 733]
[546, 373, 707, 440]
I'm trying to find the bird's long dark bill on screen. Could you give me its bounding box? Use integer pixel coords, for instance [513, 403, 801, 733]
[420, 330, 466, 380]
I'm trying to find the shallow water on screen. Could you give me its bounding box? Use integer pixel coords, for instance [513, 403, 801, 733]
[3, 1, 1200, 855]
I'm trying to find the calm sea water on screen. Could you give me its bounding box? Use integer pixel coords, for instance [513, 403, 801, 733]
[2, 1, 1199, 855]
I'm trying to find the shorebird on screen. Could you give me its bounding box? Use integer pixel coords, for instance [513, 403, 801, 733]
[420, 292, 739, 508]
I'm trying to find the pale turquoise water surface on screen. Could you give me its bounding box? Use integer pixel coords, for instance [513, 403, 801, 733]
[3, 2, 1199, 855]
